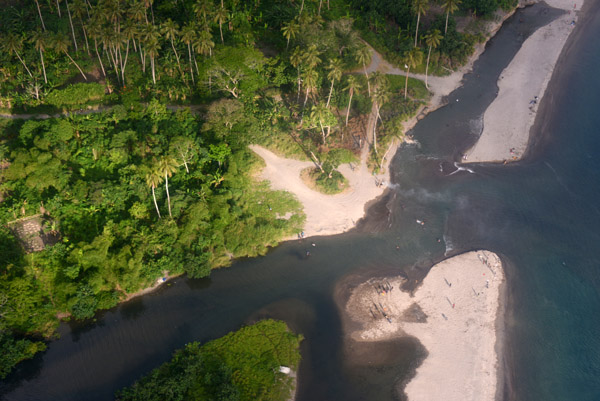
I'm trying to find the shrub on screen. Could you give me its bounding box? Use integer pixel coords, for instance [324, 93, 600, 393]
[45, 83, 106, 109]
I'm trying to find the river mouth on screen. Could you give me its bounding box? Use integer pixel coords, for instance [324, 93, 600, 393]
[3, 3, 600, 401]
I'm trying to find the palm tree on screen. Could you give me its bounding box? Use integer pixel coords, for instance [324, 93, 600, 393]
[181, 22, 197, 83]
[302, 68, 319, 110]
[344, 75, 361, 126]
[158, 156, 178, 218]
[290, 47, 303, 101]
[302, 44, 321, 70]
[412, 0, 429, 47]
[424, 29, 442, 88]
[326, 58, 343, 108]
[442, 0, 461, 35]
[145, 168, 163, 219]
[2, 34, 34, 78]
[355, 44, 371, 96]
[52, 32, 87, 81]
[55, 0, 62, 18]
[128, 0, 147, 25]
[195, 29, 214, 58]
[145, 38, 160, 84]
[161, 19, 183, 78]
[86, 17, 106, 77]
[310, 102, 334, 144]
[214, 6, 228, 44]
[34, 0, 46, 31]
[372, 82, 390, 153]
[193, 0, 214, 26]
[30, 31, 49, 83]
[64, 0, 79, 52]
[281, 19, 299, 50]
[403, 47, 423, 99]
[72, 0, 90, 55]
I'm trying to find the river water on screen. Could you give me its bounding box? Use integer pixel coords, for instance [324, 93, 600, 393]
[2, 3, 600, 400]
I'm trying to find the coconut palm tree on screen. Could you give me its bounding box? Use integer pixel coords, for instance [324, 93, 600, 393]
[214, 6, 228, 44]
[129, 0, 147, 25]
[161, 19, 183, 78]
[181, 22, 197, 82]
[52, 32, 87, 80]
[145, 168, 163, 219]
[86, 17, 106, 77]
[302, 67, 319, 110]
[403, 47, 423, 99]
[158, 156, 178, 218]
[442, 0, 461, 35]
[193, 0, 214, 26]
[355, 44, 371, 96]
[64, 0, 79, 52]
[72, 0, 90, 55]
[281, 19, 299, 50]
[326, 58, 343, 108]
[34, 0, 46, 31]
[30, 31, 49, 83]
[195, 29, 214, 58]
[424, 29, 442, 88]
[344, 75, 361, 126]
[55, 0, 62, 18]
[412, 0, 429, 47]
[302, 44, 321, 70]
[372, 82, 390, 153]
[290, 47, 303, 101]
[3, 34, 34, 78]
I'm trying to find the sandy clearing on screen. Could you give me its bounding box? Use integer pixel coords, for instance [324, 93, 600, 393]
[345, 251, 505, 401]
[250, 145, 388, 238]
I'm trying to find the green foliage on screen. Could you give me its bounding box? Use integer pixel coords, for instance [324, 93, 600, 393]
[0, 332, 46, 379]
[0, 104, 304, 367]
[116, 320, 302, 401]
[44, 83, 106, 110]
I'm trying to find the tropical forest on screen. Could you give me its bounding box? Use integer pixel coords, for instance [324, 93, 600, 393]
[0, 0, 516, 381]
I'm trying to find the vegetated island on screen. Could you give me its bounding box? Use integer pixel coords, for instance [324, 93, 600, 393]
[0, 0, 514, 377]
[115, 319, 303, 401]
[343, 251, 505, 401]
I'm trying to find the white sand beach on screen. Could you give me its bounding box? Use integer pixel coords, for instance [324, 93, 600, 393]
[345, 251, 505, 401]
[250, 145, 387, 238]
[465, 0, 584, 163]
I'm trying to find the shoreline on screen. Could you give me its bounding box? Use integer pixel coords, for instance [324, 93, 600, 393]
[464, 0, 585, 163]
[250, 3, 525, 239]
[342, 251, 505, 401]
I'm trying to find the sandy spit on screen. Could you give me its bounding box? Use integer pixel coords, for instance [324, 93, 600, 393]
[345, 251, 505, 401]
[465, 0, 584, 163]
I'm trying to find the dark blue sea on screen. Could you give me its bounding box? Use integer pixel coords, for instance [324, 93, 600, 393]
[1, 2, 600, 400]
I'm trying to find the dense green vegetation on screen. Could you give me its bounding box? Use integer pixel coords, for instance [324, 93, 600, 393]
[116, 319, 302, 401]
[0, 0, 509, 379]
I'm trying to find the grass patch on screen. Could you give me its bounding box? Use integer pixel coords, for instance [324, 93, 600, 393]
[301, 167, 348, 195]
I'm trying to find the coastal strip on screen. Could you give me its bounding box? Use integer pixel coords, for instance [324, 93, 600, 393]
[465, 0, 584, 163]
[344, 251, 505, 401]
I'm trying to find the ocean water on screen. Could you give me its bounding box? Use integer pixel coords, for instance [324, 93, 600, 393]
[2, 3, 600, 401]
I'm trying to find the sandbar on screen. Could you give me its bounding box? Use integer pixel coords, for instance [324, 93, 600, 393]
[344, 251, 505, 401]
[465, 0, 584, 163]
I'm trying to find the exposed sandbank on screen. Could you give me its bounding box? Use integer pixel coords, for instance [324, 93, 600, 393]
[344, 251, 505, 401]
[465, 0, 584, 163]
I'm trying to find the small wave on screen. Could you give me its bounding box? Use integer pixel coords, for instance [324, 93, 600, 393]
[447, 162, 475, 176]
[443, 234, 454, 256]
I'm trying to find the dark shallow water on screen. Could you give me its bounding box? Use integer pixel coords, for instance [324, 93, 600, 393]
[2, 2, 600, 401]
